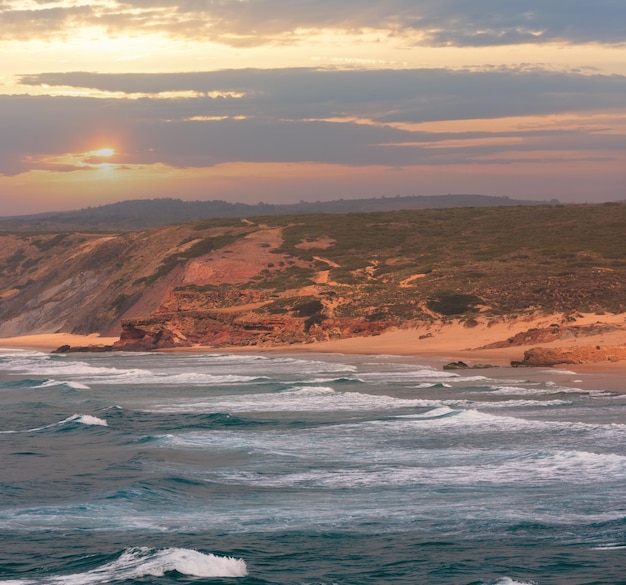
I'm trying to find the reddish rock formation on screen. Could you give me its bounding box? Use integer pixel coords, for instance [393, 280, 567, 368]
[481, 322, 620, 349]
[111, 321, 191, 351]
[100, 311, 394, 351]
[512, 345, 626, 367]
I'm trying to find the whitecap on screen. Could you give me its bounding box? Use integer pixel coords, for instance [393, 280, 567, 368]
[0, 547, 247, 584]
[65, 381, 91, 389]
[66, 414, 108, 427]
[104, 547, 248, 579]
[482, 399, 572, 408]
[359, 368, 462, 381]
[0, 413, 108, 433]
[488, 384, 587, 396]
[31, 379, 91, 390]
[591, 543, 626, 550]
[146, 386, 457, 414]
[490, 578, 537, 585]
[399, 406, 459, 420]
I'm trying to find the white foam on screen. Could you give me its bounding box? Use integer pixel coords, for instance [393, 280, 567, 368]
[0, 547, 247, 584]
[591, 543, 626, 550]
[67, 414, 108, 427]
[0, 413, 108, 433]
[490, 579, 537, 585]
[399, 406, 459, 419]
[483, 399, 572, 408]
[147, 386, 453, 414]
[107, 547, 248, 579]
[359, 368, 462, 381]
[33, 379, 91, 390]
[456, 375, 490, 382]
[0, 353, 264, 386]
[66, 381, 91, 389]
[211, 446, 626, 490]
[490, 383, 592, 396]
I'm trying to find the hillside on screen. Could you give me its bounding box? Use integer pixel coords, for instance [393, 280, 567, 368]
[0, 194, 555, 232]
[1, 203, 626, 353]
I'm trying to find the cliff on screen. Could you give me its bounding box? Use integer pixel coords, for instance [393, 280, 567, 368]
[2, 203, 626, 355]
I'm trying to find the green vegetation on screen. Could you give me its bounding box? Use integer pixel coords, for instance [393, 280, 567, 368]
[3, 202, 626, 339]
[250, 265, 316, 291]
[426, 293, 483, 316]
[256, 203, 626, 316]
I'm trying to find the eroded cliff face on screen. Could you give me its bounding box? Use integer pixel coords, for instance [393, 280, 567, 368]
[0, 223, 399, 348]
[0, 225, 260, 337]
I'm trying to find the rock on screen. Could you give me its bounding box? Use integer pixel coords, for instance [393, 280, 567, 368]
[112, 322, 189, 351]
[52, 344, 114, 353]
[443, 361, 496, 370]
[52, 344, 71, 353]
[443, 361, 469, 370]
[512, 344, 626, 367]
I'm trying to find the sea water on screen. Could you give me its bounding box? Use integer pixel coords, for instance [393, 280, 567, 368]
[0, 348, 624, 585]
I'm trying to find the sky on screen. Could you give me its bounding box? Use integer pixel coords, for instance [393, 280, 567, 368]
[1, 1, 625, 215]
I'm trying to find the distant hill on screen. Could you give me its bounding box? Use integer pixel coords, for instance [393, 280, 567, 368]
[0, 194, 557, 232]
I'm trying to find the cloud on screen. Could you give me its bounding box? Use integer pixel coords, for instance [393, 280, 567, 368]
[2, 67, 626, 177]
[1, 0, 625, 46]
[19, 67, 626, 120]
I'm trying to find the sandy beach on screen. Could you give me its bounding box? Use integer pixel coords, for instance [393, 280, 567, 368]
[0, 333, 120, 352]
[2, 313, 625, 372]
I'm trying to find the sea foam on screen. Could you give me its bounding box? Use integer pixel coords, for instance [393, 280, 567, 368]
[0, 547, 247, 584]
[0, 413, 108, 433]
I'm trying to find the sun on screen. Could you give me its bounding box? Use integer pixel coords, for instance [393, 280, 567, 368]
[93, 147, 115, 157]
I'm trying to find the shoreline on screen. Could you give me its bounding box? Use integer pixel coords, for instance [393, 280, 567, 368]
[1, 312, 625, 372]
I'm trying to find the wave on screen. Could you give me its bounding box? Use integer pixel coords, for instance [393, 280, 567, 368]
[298, 376, 364, 384]
[591, 542, 626, 550]
[359, 368, 465, 382]
[146, 386, 463, 414]
[0, 547, 247, 584]
[213, 448, 626, 490]
[481, 399, 572, 408]
[0, 378, 90, 390]
[398, 406, 460, 420]
[0, 353, 265, 386]
[489, 384, 591, 396]
[0, 413, 108, 434]
[488, 579, 537, 585]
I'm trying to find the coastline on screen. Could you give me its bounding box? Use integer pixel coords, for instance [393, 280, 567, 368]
[1, 312, 625, 372]
[0, 333, 120, 352]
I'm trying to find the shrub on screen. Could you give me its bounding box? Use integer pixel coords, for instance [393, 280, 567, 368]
[427, 293, 482, 316]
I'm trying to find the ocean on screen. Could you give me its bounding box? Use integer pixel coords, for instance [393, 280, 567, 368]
[0, 348, 624, 585]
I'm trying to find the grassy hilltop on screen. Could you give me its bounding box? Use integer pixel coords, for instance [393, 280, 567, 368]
[1, 203, 625, 346]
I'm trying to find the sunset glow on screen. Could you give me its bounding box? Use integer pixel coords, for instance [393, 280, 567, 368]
[92, 148, 115, 158]
[1, 1, 625, 215]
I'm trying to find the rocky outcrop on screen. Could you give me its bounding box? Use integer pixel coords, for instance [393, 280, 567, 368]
[111, 321, 191, 351]
[443, 361, 495, 370]
[115, 311, 393, 349]
[52, 322, 191, 353]
[480, 322, 620, 349]
[512, 345, 626, 367]
[53, 311, 395, 352]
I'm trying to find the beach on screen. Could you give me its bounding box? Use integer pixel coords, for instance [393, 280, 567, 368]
[2, 312, 625, 369]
